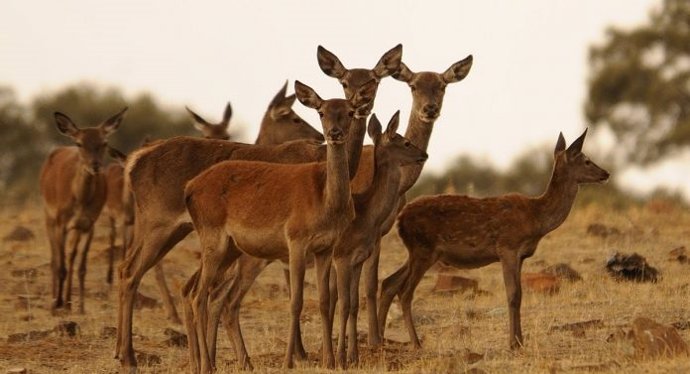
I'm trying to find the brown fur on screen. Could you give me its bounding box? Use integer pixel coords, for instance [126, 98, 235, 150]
[182, 80, 374, 372]
[40, 108, 126, 314]
[378, 130, 610, 350]
[115, 54, 385, 370]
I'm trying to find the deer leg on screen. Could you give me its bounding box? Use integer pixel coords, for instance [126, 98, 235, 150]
[377, 261, 409, 339]
[64, 228, 84, 311]
[333, 257, 352, 369]
[281, 263, 307, 360]
[400, 254, 435, 350]
[76, 228, 94, 314]
[117, 221, 193, 370]
[347, 260, 364, 365]
[314, 251, 335, 369]
[181, 269, 201, 374]
[192, 232, 235, 374]
[501, 255, 523, 349]
[107, 216, 116, 285]
[154, 262, 182, 324]
[45, 216, 61, 304]
[363, 236, 382, 347]
[284, 246, 306, 369]
[328, 263, 337, 325]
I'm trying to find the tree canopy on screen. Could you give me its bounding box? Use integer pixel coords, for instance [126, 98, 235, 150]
[586, 0, 690, 164]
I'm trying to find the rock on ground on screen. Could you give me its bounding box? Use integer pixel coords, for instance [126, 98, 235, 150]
[631, 317, 689, 359]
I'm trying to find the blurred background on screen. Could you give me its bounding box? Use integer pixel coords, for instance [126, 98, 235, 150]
[1, 0, 687, 209]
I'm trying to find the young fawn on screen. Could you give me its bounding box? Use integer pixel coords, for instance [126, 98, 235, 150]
[378, 129, 609, 349]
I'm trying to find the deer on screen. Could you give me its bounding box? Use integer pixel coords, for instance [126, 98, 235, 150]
[103, 147, 130, 287]
[377, 129, 610, 350]
[115, 45, 402, 367]
[330, 111, 427, 368]
[182, 80, 375, 372]
[318, 53, 473, 347]
[114, 67, 390, 370]
[40, 108, 127, 314]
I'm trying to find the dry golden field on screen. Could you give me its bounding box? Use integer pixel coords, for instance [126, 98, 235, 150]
[1, 197, 689, 373]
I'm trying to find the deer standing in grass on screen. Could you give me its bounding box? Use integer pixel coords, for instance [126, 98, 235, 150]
[183, 80, 375, 372]
[178, 45, 404, 372]
[114, 74, 388, 370]
[378, 129, 609, 349]
[330, 112, 427, 368]
[40, 108, 127, 313]
[320, 53, 473, 346]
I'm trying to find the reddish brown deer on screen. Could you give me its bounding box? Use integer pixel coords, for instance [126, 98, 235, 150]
[341, 55, 474, 346]
[378, 129, 609, 349]
[183, 80, 374, 372]
[115, 48, 400, 370]
[40, 108, 126, 313]
[103, 147, 129, 286]
[330, 112, 427, 368]
[186, 102, 233, 140]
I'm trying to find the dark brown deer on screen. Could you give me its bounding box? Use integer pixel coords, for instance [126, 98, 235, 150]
[183, 80, 375, 372]
[330, 112, 427, 368]
[40, 108, 126, 313]
[378, 129, 609, 350]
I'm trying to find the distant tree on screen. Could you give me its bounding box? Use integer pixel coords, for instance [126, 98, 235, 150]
[585, 0, 690, 164]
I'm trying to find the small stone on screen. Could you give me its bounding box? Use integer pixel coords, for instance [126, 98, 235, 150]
[6, 368, 28, 374]
[521, 272, 560, 294]
[136, 351, 162, 366]
[542, 263, 582, 282]
[433, 274, 478, 293]
[54, 321, 79, 337]
[461, 348, 484, 364]
[669, 246, 688, 264]
[587, 223, 621, 238]
[3, 226, 35, 242]
[163, 328, 187, 347]
[631, 317, 689, 359]
[672, 321, 690, 330]
[549, 319, 603, 337]
[606, 252, 659, 283]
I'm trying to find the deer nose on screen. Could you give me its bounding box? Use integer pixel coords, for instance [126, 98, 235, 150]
[417, 153, 429, 163]
[91, 162, 100, 172]
[423, 104, 439, 118]
[327, 129, 344, 143]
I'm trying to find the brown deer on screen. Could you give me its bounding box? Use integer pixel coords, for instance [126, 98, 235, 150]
[378, 129, 610, 349]
[40, 108, 127, 313]
[103, 147, 130, 286]
[115, 46, 400, 370]
[115, 81, 384, 371]
[330, 112, 427, 368]
[183, 80, 374, 372]
[338, 55, 474, 346]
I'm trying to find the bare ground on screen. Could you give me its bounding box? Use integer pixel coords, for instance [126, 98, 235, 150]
[1, 198, 689, 373]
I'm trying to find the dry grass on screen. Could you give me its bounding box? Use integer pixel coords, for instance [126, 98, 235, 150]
[1, 197, 689, 373]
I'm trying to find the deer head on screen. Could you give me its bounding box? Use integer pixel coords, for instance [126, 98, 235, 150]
[393, 55, 473, 123]
[262, 81, 324, 144]
[317, 44, 403, 115]
[186, 103, 232, 140]
[553, 129, 610, 184]
[54, 107, 127, 174]
[369, 112, 428, 166]
[294, 80, 377, 144]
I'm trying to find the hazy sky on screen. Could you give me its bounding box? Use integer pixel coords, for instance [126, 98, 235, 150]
[3, 0, 670, 194]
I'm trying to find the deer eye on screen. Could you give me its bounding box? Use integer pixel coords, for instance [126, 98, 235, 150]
[409, 84, 417, 92]
[585, 160, 592, 166]
[341, 81, 349, 89]
[292, 118, 302, 124]
[318, 111, 324, 118]
[404, 141, 411, 147]
[348, 111, 355, 118]
[75, 143, 83, 148]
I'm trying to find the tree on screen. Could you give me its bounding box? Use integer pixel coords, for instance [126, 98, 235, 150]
[585, 0, 690, 164]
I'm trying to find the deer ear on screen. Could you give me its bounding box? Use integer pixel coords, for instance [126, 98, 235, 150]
[567, 128, 588, 155]
[372, 44, 403, 78]
[442, 55, 473, 83]
[221, 102, 232, 128]
[101, 107, 127, 136]
[271, 94, 296, 119]
[186, 106, 212, 131]
[555, 132, 566, 155]
[317, 45, 347, 79]
[352, 79, 377, 117]
[268, 80, 289, 108]
[54, 112, 80, 137]
[385, 110, 401, 137]
[107, 146, 127, 164]
[392, 62, 414, 83]
[367, 114, 382, 144]
[294, 81, 323, 110]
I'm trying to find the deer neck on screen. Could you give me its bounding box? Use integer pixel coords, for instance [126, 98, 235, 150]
[535, 166, 579, 235]
[346, 117, 367, 180]
[324, 141, 353, 216]
[73, 164, 99, 205]
[254, 113, 273, 145]
[399, 114, 435, 192]
[357, 150, 402, 226]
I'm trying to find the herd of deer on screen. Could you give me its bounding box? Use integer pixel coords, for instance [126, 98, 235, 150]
[37, 44, 609, 373]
